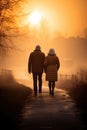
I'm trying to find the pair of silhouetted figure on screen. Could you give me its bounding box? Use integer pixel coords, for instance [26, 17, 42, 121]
[28, 45, 60, 96]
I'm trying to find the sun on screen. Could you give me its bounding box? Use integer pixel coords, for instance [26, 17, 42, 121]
[28, 11, 42, 25]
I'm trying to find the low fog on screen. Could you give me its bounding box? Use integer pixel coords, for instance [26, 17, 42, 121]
[0, 33, 87, 83]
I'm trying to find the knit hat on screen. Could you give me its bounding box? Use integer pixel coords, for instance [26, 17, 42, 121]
[35, 45, 41, 50]
[48, 48, 55, 55]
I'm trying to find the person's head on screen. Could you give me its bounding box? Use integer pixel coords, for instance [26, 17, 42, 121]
[35, 45, 41, 51]
[48, 48, 55, 55]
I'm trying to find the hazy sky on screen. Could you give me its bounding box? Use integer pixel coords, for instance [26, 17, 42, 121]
[30, 0, 87, 36]
[1, 0, 87, 79]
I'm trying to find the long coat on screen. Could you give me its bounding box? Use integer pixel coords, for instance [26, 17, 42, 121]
[44, 54, 60, 81]
[28, 50, 45, 73]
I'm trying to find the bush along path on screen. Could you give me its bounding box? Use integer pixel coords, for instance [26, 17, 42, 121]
[18, 87, 85, 130]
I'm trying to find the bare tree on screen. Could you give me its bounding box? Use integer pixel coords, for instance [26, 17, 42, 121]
[0, 0, 30, 52]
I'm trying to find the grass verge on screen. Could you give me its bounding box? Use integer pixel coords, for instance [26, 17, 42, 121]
[0, 71, 32, 129]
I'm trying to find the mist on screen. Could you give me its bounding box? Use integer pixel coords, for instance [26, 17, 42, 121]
[0, 0, 87, 83]
[0, 31, 87, 82]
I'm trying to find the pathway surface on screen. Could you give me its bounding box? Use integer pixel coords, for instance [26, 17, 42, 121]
[18, 87, 84, 130]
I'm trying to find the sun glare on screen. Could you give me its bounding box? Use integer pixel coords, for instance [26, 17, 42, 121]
[28, 11, 42, 25]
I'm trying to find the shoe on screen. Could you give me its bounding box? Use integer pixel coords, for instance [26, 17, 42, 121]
[52, 92, 54, 96]
[39, 89, 42, 93]
[34, 91, 37, 96]
[49, 90, 51, 95]
[52, 90, 54, 95]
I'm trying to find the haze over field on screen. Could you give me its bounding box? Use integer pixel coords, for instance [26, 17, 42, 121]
[0, 0, 87, 80]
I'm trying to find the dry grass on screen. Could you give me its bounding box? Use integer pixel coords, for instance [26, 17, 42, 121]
[58, 68, 87, 127]
[0, 71, 32, 129]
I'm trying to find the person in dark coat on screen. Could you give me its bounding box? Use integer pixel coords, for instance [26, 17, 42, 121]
[28, 45, 45, 95]
[44, 48, 60, 95]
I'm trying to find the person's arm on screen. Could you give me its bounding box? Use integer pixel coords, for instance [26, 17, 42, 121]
[28, 53, 32, 74]
[42, 53, 46, 73]
[56, 56, 60, 70]
[44, 57, 48, 73]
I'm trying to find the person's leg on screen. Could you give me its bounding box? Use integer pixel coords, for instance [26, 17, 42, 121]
[38, 73, 42, 93]
[48, 81, 51, 94]
[33, 73, 37, 95]
[52, 81, 55, 95]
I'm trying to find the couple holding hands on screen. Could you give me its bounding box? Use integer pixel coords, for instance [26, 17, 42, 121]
[28, 45, 60, 96]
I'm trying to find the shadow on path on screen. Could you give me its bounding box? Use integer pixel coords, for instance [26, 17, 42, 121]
[18, 87, 85, 130]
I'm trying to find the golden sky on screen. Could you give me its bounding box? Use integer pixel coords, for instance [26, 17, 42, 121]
[1, 0, 87, 79]
[30, 0, 87, 36]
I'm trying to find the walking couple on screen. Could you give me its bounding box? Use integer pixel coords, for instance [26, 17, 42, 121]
[28, 45, 60, 96]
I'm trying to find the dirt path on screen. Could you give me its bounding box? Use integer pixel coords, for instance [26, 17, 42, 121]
[18, 87, 84, 130]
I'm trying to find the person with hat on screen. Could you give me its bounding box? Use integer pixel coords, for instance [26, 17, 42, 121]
[28, 45, 45, 96]
[44, 48, 60, 95]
